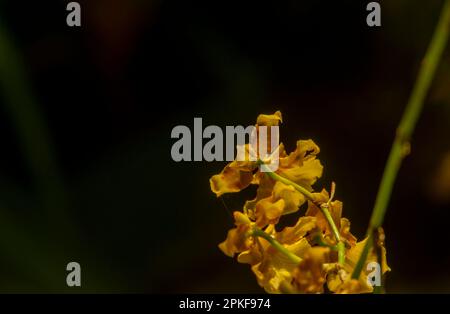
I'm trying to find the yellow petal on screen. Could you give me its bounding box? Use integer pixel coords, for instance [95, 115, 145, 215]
[218, 212, 253, 257]
[279, 158, 323, 188]
[333, 278, 371, 294]
[305, 201, 331, 236]
[253, 181, 306, 228]
[276, 216, 317, 244]
[244, 173, 275, 218]
[292, 247, 330, 293]
[304, 191, 345, 240]
[342, 236, 390, 292]
[237, 245, 262, 265]
[218, 228, 240, 257]
[330, 200, 343, 227]
[210, 161, 255, 197]
[256, 111, 283, 126]
[340, 218, 357, 247]
[251, 238, 311, 293]
[277, 140, 322, 190]
[255, 198, 285, 227]
[380, 245, 391, 274]
[280, 139, 320, 168]
[234, 211, 252, 225]
[327, 269, 347, 292]
[272, 181, 305, 215]
[345, 237, 370, 274]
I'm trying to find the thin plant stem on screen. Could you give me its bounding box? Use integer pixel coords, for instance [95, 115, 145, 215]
[262, 166, 315, 201]
[320, 205, 341, 243]
[251, 228, 301, 264]
[337, 242, 345, 265]
[352, 0, 450, 279]
[313, 233, 338, 250]
[320, 204, 345, 265]
[260, 163, 346, 264]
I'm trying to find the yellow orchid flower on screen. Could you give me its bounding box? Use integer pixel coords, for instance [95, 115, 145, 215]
[218, 211, 255, 258]
[210, 159, 256, 197]
[211, 111, 390, 294]
[277, 139, 323, 189]
[210, 111, 284, 197]
[251, 237, 311, 293]
[292, 247, 331, 294]
[305, 189, 357, 246]
[327, 235, 390, 293]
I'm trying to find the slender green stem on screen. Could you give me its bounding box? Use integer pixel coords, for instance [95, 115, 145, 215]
[260, 164, 315, 201]
[313, 233, 344, 264]
[260, 162, 346, 264]
[337, 242, 345, 265]
[313, 233, 338, 250]
[352, 0, 450, 279]
[351, 233, 374, 279]
[320, 204, 345, 265]
[320, 205, 341, 243]
[251, 228, 301, 264]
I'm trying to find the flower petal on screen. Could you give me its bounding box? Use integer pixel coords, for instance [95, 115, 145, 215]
[292, 247, 330, 293]
[276, 216, 317, 245]
[256, 111, 283, 126]
[210, 161, 255, 197]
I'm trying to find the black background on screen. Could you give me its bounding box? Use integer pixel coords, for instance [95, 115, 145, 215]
[0, 0, 449, 292]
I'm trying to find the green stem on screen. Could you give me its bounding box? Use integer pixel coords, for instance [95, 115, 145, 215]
[251, 228, 301, 264]
[313, 233, 337, 249]
[314, 233, 345, 264]
[320, 205, 341, 243]
[260, 164, 315, 201]
[260, 163, 345, 264]
[337, 242, 345, 265]
[352, 0, 450, 279]
[320, 204, 345, 265]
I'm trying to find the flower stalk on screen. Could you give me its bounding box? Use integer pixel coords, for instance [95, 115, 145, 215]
[261, 164, 315, 201]
[319, 204, 344, 263]
[212, 111, 389, 293]
[352, 0, 450, 279]
[261, 163, 346, 265]
[251, 228, 301, 264]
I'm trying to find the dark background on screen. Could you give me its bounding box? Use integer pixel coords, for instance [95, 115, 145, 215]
[0, 0, 449, 292]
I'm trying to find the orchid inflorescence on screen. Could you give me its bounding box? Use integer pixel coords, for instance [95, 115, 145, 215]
[210, 111, 390, 294]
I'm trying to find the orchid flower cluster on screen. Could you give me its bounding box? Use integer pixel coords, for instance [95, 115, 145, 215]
[210, 111, 390, 293]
